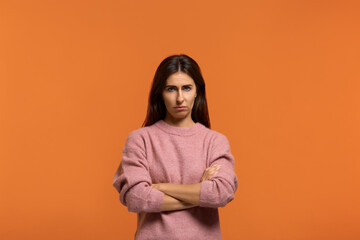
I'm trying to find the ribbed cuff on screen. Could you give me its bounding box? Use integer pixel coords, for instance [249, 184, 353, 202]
[199, 180, 215, 208]
[150, 188, 165, 212]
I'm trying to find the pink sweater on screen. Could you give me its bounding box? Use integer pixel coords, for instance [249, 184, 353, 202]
[113, 119, 238, 240]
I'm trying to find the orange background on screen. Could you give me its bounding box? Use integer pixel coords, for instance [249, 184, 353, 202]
[1, 0, 359, 239]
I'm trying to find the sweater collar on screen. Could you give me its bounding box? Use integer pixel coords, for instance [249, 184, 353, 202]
[153, 119, 203, 136]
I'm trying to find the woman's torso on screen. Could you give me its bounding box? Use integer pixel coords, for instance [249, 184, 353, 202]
[132, 120, 222, 240]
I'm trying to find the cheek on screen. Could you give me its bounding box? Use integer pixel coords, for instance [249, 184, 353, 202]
[162, 95, 172, 107]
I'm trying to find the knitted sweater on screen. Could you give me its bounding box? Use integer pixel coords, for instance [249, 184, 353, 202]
[112, 119, 238, 240]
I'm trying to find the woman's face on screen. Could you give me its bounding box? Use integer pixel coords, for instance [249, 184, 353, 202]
[162, 72, 197, 124]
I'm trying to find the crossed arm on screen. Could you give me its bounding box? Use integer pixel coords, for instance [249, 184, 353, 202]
[113, 132, 237, 213]
[152, 164, 221, 211]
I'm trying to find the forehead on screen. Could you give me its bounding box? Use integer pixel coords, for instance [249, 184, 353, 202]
[165, 72, 195, 86]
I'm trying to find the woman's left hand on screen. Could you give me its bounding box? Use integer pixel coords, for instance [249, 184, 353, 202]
[201, 164, 221, 182]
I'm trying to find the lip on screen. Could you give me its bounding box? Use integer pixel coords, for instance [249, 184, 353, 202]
[174, 106, 187, 110]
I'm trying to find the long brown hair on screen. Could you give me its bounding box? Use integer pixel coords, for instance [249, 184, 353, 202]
[142, 54, 211, 129]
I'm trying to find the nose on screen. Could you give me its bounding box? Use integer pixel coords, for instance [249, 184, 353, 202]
[176, 90, 184, 103]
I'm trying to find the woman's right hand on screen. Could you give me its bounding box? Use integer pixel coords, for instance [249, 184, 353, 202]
[200, 164, 221, 182]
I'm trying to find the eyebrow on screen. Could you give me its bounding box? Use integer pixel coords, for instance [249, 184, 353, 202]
[165, 84, 193, 88]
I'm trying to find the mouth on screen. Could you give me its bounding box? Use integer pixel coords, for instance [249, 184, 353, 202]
[174, 106, 187, 111]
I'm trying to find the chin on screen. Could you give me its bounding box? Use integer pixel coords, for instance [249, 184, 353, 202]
[170, 112, 188, 118]
[173, 112, 188, 116]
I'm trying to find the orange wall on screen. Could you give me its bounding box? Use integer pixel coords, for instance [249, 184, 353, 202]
[1, 0, 359, 239]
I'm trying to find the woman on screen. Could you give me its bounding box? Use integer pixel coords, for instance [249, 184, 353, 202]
[113, 54, 238, 240]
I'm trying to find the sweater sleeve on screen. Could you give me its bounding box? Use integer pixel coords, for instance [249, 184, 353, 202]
[199, 133, 238, 208]
[112, 130, 164, 213]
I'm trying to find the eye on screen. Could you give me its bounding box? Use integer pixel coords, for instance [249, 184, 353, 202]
[184, 86, 191, 91]
[167, 87, 175, 91]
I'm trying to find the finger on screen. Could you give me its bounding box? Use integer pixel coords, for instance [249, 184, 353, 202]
[209, 169, 220, 178]
[205, 169, 218, 180]
[208, 164, 217, 168]
[211, 166, 220, 172]
[202, 165, 220, 181]
[205, 170, 215, 179]
[206, 167, 217, 174]
[202, 171, 212, 181]
[206, 169, 215, 177]
[213, 164, 221, 170]
[209, 165, 221, 173]
[209, 169, 217, 175]
[206, 166, 215, 172]
[202, 170, 210, 181]
[206, 167, 216, 174]
[201, 173, 205, 180]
